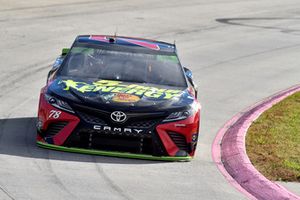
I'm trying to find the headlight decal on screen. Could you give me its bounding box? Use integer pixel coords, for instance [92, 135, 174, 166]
[44, 94, 74, 113]
[162, 108, 194, 123]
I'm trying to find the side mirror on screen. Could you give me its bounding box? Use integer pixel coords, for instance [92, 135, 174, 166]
[62, 48, 70, 56]
[184, 67, 198, 96]
[184, 67, 193, 81]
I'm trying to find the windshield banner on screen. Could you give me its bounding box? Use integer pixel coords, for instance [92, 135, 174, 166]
[59, 79, 182, 100]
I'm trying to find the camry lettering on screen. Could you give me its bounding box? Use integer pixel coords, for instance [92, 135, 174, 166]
[93, 125, 101, 130]
[103, 126, 111, 131]
[113, 128, 122, 132]
[124, 128, 132, 133]
[134, 129, 143, 134]
[93, 125, 145, 134]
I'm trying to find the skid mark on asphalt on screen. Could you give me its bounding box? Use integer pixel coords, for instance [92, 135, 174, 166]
[216, 17, 300, 35]
[0, 62, 51, 98]
[0, 185, 15, 200]
[0, 0, 119, 12]
[0, 59, 52, 85]
[195, 42, 300, 71]
[0, 117, 76, 199]
[93, 157, 133, 200]
[148, 25, 224, 40]
[0, 97, 35, 119]
[0, 0, 243, 13]
[46, 157, 80, 200]
[1, 1, 213, 23]
[36, 146, 80, 199]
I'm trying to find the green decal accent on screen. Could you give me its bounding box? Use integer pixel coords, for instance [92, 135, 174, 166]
[60, 80, 84, 91]
[71, 47, 94, 55]
[93, 86, 115, 93]
[62, 48, 70, 56]
[163, 93, 181, 99]
[37, 141, 192, 162]
[111, 87, 128, 93]
[127, 84, 139, 89]
[77, 84, 95, 93]
[163, 94, 177, 99]
[163, 89, 182, 99]
[59, 79, 182, 99]
[166, 89, 181, 93]
[133, 85, 149, 90]
[125, 89, 146, 95]
[157, 55, 179, 63]
[94, 80, 122, 86]
[152, 88, 167, 93]
[144, 91, 163, 98]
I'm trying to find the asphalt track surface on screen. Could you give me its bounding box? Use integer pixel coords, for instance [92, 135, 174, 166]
[1, 0, 300, 199]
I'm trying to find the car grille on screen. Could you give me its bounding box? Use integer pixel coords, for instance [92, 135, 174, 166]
[77, 108, 161, 129]
[67, 104, 168, 155]
[77, 111, 107, 125]
[93, 129, 151, 138]
[168, 131, 188, 152]
[45, 121, 68, 137]
[64, 130, 153, 154]
[127, 119, 159, 129]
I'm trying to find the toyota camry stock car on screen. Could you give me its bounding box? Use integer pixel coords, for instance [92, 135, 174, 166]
[36, 35, 200, 161]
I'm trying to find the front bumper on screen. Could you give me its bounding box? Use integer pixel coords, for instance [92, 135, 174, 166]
[37, 141, 192, 161]
[37, 91, 200, 161]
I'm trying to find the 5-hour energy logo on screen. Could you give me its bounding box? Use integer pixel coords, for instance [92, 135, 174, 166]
[59, 79, 182, 100]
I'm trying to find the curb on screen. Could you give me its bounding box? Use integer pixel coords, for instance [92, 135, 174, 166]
[212, 85, 300, 200]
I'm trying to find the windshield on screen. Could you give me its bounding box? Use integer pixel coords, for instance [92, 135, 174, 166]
[58, 43, 187, 87]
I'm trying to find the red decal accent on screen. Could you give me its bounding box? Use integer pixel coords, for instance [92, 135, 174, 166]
[89, 35, 109, 43]
[37, 92, 80, 145]
[156, 110, 200, 156]
[119, 38, 160, 50]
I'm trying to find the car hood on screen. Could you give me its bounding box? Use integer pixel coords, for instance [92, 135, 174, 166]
[48, 77, 194, 112]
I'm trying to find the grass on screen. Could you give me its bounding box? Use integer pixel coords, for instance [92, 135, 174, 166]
[246, 92, 300, 182]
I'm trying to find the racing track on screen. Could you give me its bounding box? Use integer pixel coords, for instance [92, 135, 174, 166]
[1, 0, 300, 199]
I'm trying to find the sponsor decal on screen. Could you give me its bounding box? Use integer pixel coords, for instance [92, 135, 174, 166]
[89, 35, 109, 43]
[112, 93, 140, 103]
[48, 110, 61, 119]
[118, 38, 160, 50]
[59, 79, 182, 100]
[88, 35, 160, 50]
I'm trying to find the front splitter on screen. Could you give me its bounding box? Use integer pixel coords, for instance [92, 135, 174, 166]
[37, 141, 192, 162]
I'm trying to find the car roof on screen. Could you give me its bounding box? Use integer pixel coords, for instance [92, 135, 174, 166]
[76, 35, 176, 53]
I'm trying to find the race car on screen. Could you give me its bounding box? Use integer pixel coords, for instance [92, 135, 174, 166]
[37, 35, 200, 161]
